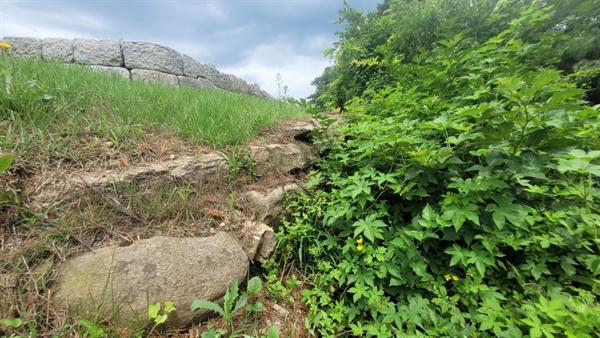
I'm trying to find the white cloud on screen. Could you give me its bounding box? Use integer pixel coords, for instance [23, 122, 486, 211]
[0, 2, 107, 38]
[221, 39, 333, 99]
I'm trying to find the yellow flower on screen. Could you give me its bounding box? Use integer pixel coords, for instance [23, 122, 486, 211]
[0, 42, 11, 49]
[356, 237, 363, 245]
[357, 244, 364, 251]
[444, 274, 459, 282]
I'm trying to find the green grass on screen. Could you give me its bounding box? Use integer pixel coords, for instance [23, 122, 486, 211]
[0, 56, 306, 156]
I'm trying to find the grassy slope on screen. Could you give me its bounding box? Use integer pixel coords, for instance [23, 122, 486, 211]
[0, 57, 309, 337]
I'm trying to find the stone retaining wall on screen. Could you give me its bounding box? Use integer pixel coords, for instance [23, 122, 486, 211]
[1, 37, 271, 98]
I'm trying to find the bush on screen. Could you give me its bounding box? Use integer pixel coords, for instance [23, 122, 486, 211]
[280, 13, 600, 337]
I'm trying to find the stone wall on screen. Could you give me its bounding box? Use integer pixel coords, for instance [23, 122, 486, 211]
[1, 37, 271, 98]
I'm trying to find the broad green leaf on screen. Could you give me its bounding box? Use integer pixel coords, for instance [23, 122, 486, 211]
[247, 276, 262, 295]
[148, 302, 160, 319]
[352, 215, 386, 242]
[78, 319, 104, 338]
[190, 300, 224, 316]
[163, 301, 176, 313]
[0, 317, 22, 328]
[0, 155, 12, 174]
[266, 326, 280, 338]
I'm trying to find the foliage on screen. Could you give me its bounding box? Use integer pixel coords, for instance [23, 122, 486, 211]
[191, 276, 269, 338]
[280, 7, 600, 336]
[147, 301, 176, 334]
[312, 0, 600, 109]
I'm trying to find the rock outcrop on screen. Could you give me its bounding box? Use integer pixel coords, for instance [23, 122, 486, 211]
[52, 233, 249, 328]
[1, 36, 271, 98]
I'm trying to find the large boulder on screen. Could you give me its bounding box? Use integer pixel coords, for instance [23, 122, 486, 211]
[74, 38, 123, 67]
[121, 41, 183, 75]
[52, 233, 249, 328]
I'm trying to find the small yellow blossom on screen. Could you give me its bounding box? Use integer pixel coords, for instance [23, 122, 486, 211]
[444, 274, 459, 282]
[357, 244, 364, 251]
[356, 237, 363, 245]
[0, 42, 11, 50]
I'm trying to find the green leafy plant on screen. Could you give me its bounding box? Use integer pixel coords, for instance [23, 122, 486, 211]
[77, 319, 104, 338]
[147, 300, 176, 334]
[191, 276, 265, 337]
[280, 4, 600, 336]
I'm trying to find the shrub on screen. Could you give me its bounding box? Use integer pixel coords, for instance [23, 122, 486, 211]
[280, 14, 600, 337]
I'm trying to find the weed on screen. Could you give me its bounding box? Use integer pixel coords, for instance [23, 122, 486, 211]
[191, 276, 275, 337]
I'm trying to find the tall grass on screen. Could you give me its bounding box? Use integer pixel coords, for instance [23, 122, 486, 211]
[0, 57, 306, 155]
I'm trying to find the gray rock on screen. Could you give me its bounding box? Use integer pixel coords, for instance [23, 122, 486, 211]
[239, 221, 277, 264]
[245, 184, 301, 226]
[178, 76, 218, 90]
[74, 38, 123, 66]
[122, 41, 183, 75]
[42, 38, 73, 62]
[87, 65, 130, 79]
[249, 143, 317, 175]
[31, 154, 228, 209]
[1, 36, 42, 58]
[181, 54, 220, 82]
[131, 69, 179, 86]
[52, 233, 249, 328]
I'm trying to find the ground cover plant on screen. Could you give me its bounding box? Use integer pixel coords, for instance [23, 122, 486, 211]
[0, 49, 310, 337]
[277, 0, 600, 337]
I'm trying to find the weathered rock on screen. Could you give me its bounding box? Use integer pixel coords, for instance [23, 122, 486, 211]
[42, 38, 73, 62]
[87, 65, 130, 79]
[250, 143, 317, 175]
[245, 183, 301, 226]
[2, 36, 42, 58]
[178, 76, 218, 90]
[131, 69, 179, 86]
[181, 53, 221, 82]
[122, 41, 183, 75]
[52, 233, 249, 328]
[31, 154, 228, 209]
[74, 38, 123, 66]
[239, 221, 277, 263]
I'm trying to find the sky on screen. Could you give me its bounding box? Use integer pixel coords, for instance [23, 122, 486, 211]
[0, 0, 382, 98]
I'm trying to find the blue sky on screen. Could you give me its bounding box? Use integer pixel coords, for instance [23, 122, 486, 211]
[0, 0, 382, 98]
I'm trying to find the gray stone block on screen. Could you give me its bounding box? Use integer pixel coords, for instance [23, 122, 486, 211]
[181, 54, 222, 82]
[178, 76, 217, 90]
[88, 65, 130, 79]
[122, 41, 183, 75]
[74, 38, 123, 66]
[1, 36, 42, 58]
[43, 38, 73, 62]
[131, 68, 179, 86]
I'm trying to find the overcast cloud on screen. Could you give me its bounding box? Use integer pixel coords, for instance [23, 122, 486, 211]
[0, 0, 381, 98]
